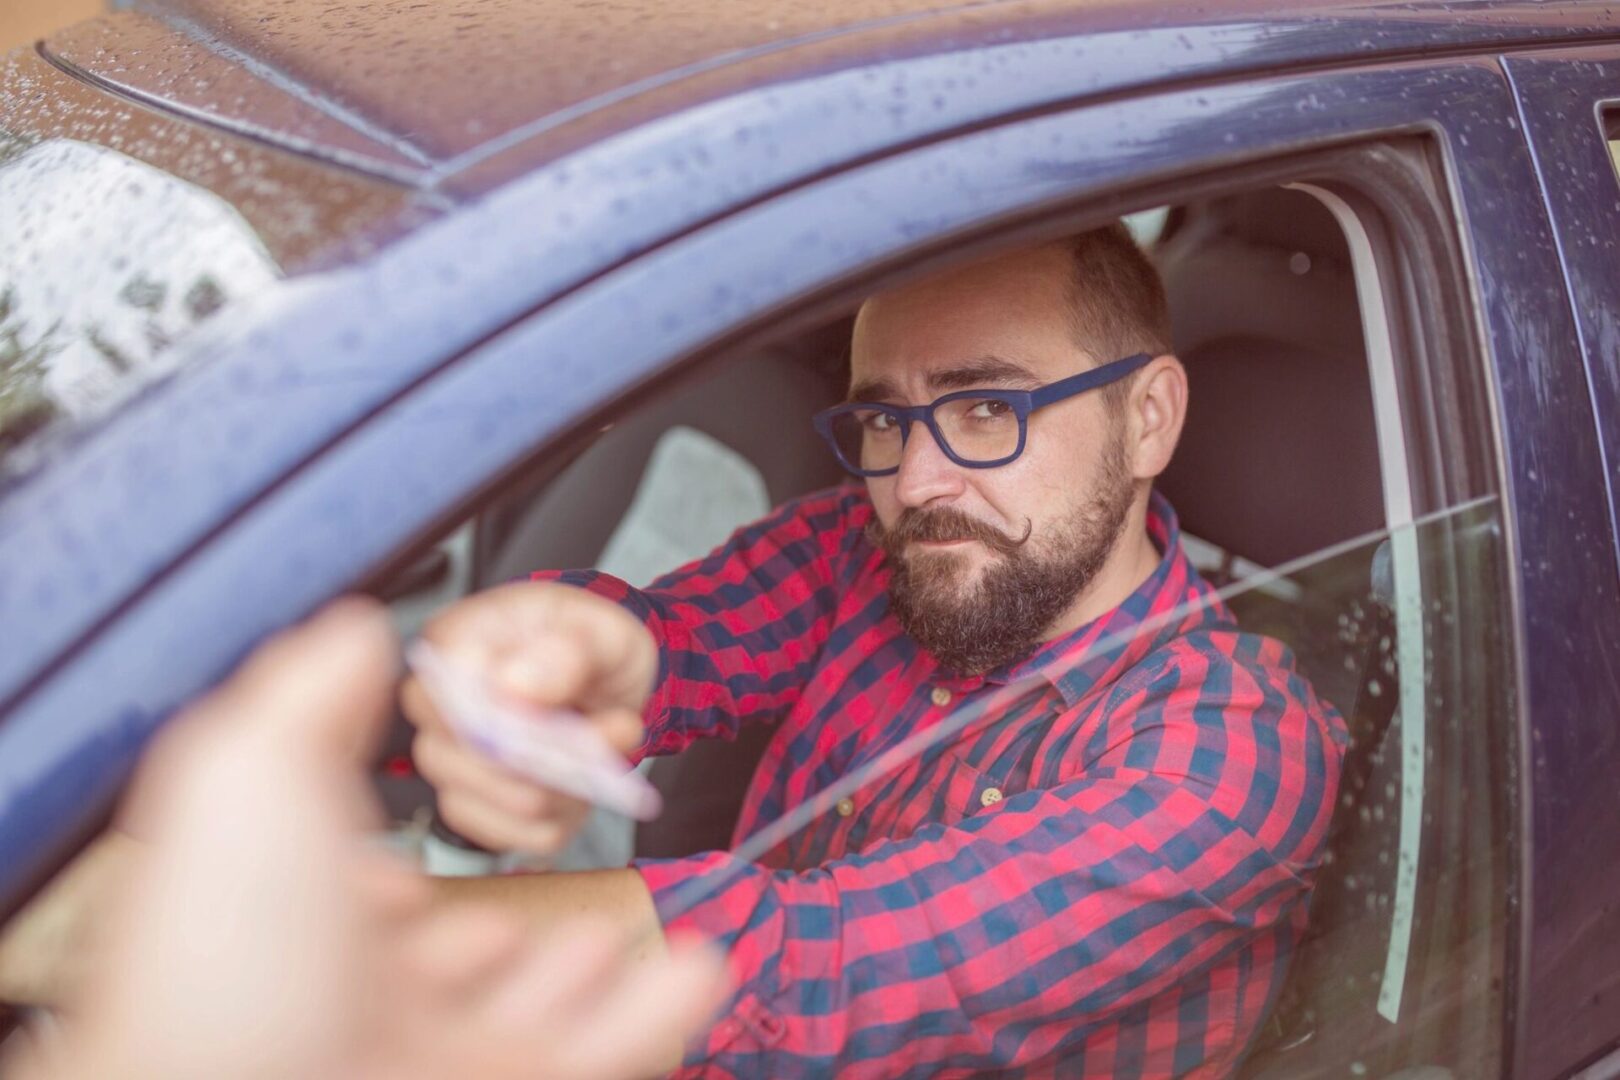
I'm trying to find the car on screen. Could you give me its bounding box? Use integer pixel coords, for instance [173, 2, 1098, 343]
[4, 0, 1620, 1075]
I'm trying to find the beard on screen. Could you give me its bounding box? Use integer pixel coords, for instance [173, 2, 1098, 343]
[870, 430, 1136, 676]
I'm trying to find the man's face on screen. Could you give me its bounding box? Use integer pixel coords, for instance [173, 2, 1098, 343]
[850, 244, 1140, 674]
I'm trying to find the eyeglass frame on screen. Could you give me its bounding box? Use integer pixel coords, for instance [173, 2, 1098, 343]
[812, 351, 1153, 477]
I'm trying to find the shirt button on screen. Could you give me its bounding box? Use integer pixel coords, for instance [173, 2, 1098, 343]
[930, 686, 952, 707]
[980, 787, 1004, 808]
[836, 797, 856, 817]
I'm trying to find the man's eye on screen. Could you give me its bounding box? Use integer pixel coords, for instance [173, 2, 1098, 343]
[966, 399, 1013, 421]
[863, 411, 897, 433]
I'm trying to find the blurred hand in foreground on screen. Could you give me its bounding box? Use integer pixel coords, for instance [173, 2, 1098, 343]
[7, 599, 720, 1080]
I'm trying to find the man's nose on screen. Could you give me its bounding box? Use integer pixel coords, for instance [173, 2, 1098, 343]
[892, 422, 967, 508]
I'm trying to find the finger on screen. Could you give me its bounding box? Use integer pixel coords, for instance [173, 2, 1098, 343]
[0, 1028, 51, 1080]
[591, 706, 646, 757]
[488, 631, 593, 712]
[198, 597, 399, 766]
[352, 846, 432, 919]
[419, 584, 542, 671]
[398, 675, 448, 736]
[411, 732, 588, 827]
[425, 583, 656, 714]
[435, 792, 571, 855]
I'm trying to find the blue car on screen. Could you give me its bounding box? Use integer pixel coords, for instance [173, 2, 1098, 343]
[4, 0, 1620, 1075]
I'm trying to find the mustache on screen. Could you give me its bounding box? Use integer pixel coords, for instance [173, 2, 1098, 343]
[870, 506, 1033, 558]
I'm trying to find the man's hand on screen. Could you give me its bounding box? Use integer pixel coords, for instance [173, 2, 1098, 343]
[401, 582, 659, 855]
[6, 598, 721, 1080]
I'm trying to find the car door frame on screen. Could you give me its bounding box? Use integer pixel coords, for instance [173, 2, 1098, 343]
[0, 49, 1605, 1080]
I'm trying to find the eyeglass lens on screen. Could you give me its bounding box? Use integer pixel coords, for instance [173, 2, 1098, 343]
[828, 396, 1021, 472]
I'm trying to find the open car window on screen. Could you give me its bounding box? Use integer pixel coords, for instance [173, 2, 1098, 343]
[371, 172, 1514, 1076]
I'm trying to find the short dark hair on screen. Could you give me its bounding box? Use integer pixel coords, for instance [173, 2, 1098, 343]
[1058, 223, 1172, 412]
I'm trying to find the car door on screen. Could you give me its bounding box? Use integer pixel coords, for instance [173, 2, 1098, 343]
[0, 43, 1600, 1079]
[1496, 46, 1620, 1080]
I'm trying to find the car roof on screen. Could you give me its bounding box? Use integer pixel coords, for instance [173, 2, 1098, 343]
[40, 0, 1620, 193]
[4, 0, 1616, 725]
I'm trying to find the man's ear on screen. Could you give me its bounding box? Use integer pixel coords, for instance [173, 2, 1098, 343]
[1129, 354, 1188, 481]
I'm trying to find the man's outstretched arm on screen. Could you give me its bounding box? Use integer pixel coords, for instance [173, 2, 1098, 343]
[429, 867, 665, 962]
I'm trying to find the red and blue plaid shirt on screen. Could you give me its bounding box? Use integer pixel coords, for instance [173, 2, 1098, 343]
[538, 487, 1345, 1078]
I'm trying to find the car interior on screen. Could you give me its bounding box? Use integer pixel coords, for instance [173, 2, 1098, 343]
[371, 184, 1465, 1077]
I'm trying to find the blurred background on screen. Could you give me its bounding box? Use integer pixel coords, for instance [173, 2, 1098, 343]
[3, 1, 105, 53]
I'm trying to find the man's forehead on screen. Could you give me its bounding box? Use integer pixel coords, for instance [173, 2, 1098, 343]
[849, 260, 1088, 396]
[877, 241, 1071, 300]
[854, 247, 1072, 346]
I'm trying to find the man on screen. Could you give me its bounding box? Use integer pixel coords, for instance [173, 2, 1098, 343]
[407, 224, 1348, 1076]
[2, 601, 725, 1080]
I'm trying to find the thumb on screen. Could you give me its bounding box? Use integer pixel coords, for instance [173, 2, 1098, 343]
[205, 596, 400, 767]
[123, 598, 400, 842]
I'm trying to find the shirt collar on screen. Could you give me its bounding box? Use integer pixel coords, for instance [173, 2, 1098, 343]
[966, 491, 1233, 707]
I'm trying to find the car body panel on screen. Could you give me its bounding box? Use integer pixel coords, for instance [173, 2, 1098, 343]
[1500, 45, 1620, 1075]
[9, 1, 1620, 726]
[37, 1, 1620, 193]
[43, 11, 433, 182]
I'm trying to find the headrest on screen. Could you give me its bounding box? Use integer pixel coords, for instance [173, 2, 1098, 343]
[1154, 190, 1385, 566]
[1157, 334, 1384, 567]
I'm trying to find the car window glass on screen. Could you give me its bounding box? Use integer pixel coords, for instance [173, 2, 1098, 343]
[0, 48, 435, 489]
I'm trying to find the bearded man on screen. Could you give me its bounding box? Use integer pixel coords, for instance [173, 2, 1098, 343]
[404, 225, 1347, 1077]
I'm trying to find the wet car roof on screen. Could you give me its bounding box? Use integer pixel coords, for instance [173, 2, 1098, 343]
[39, 0, 1620, 193]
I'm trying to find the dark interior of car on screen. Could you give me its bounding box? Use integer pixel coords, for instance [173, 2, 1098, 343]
[375, 185, 1443, 1077]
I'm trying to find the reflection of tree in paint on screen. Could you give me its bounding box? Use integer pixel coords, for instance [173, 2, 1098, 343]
[0, 129, 28, 168]
[83, 273, 230, 378]
[0, 288, 62, 456]
[0, 139, 280, 478]
[0, 268, 237, 468]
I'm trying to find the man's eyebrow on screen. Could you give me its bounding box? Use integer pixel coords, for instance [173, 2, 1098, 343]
[845, 356, 1041, 404]
[927, 356, 1041, 392]
[847, 376, 898, 404]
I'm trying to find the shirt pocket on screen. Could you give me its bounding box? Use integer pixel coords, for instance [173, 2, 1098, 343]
[852, 749, 1007, 850]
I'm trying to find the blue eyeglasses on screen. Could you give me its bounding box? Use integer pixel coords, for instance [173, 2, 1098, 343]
[813, 352, 1151, 477]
